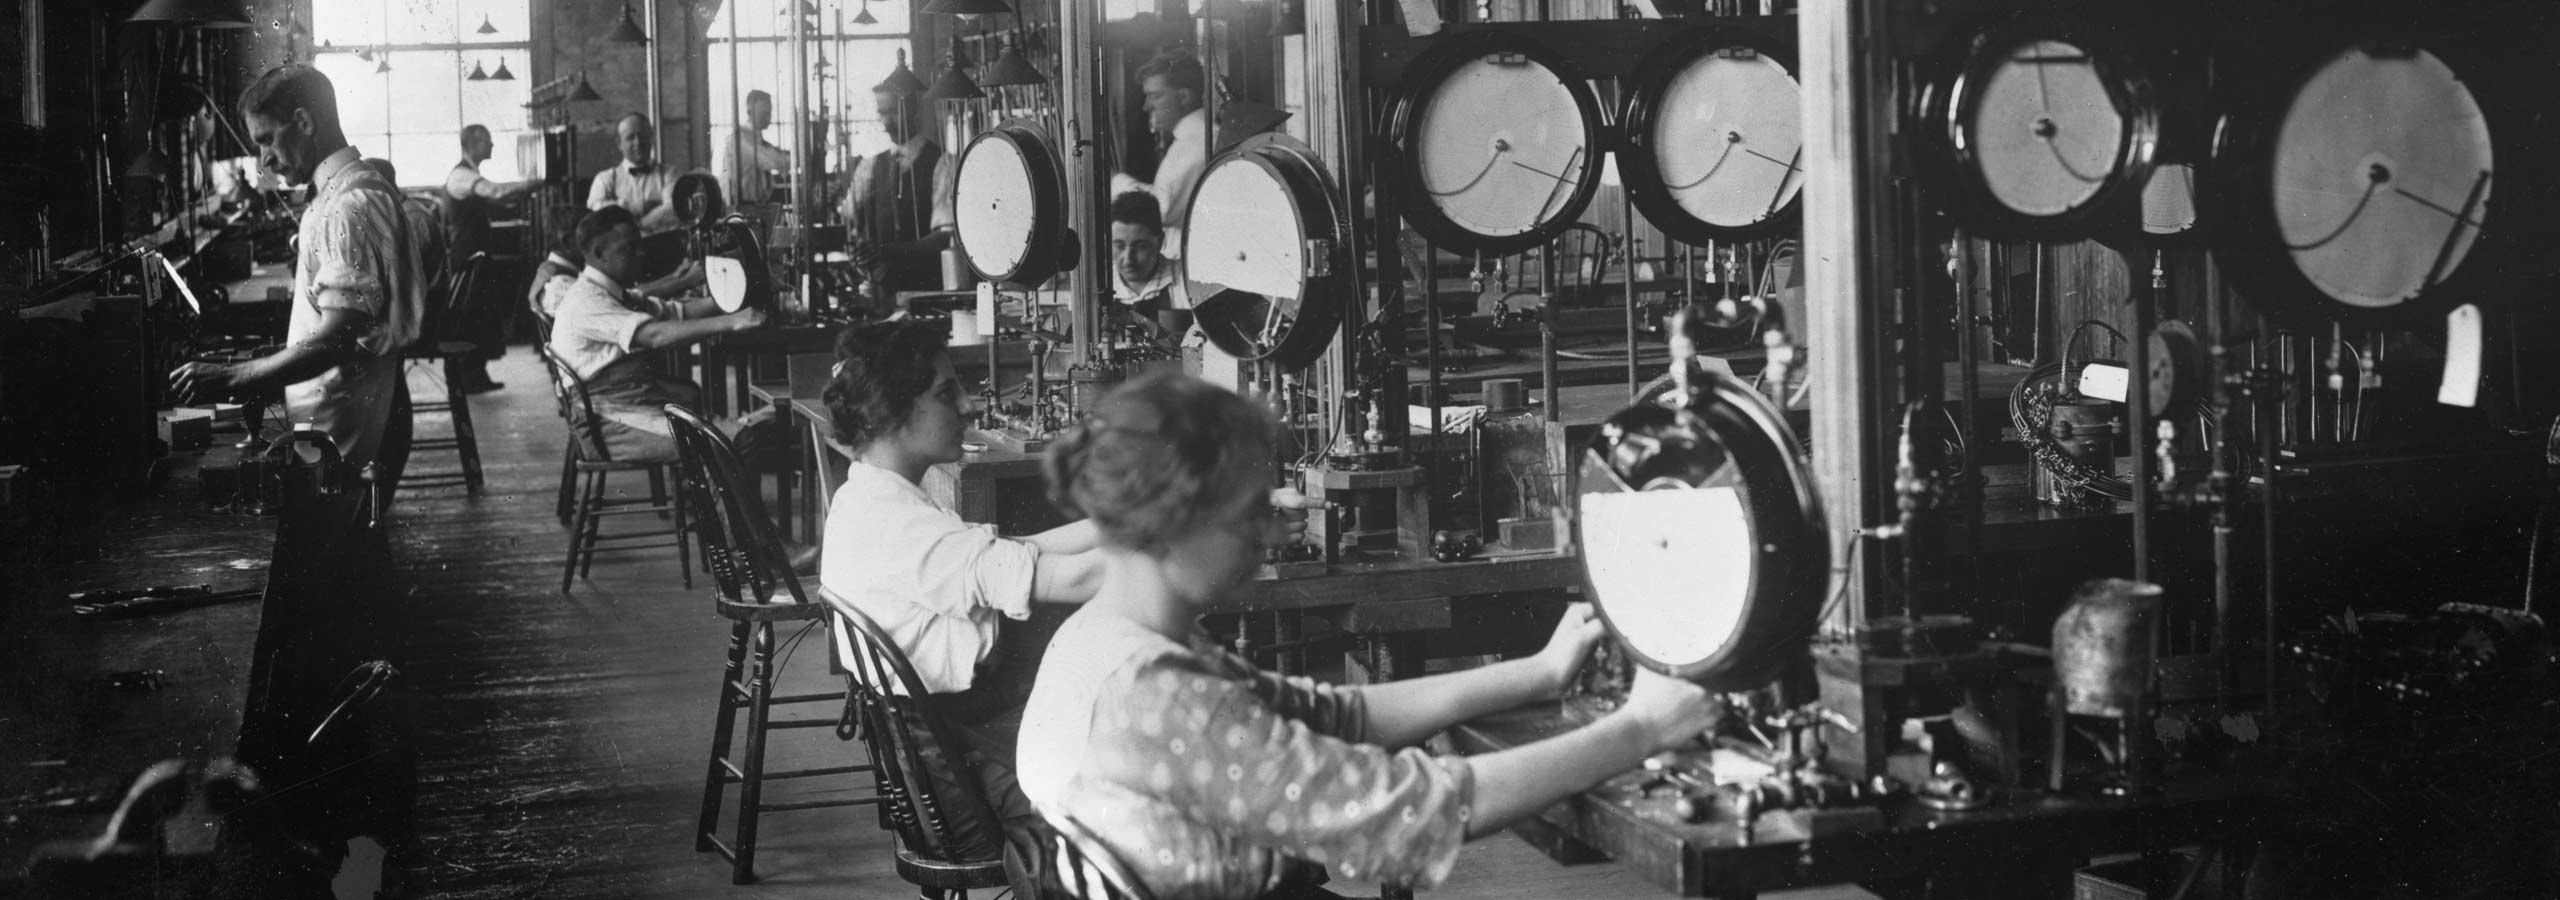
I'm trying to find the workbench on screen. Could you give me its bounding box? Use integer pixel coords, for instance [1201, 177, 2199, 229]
[1450, 704, 2264, 899]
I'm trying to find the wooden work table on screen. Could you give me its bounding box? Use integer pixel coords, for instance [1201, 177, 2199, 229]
[1450, 704, 2264, 899]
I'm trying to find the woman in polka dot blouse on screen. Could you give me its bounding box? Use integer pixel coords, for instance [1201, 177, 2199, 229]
[1018, 372, 1723, 900]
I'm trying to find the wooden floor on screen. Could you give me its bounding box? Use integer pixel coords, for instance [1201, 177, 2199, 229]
[383, 348, 1869, 900]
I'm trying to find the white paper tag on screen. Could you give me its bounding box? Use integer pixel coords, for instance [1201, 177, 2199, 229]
[2439, 303, 2482, 408]
[1396, 0, 1443, 35]
[975, 282, 998, 336]
[2077, 362, 2130, 404]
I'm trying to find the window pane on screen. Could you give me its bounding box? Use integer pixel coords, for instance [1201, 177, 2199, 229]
[314, 3, 387, 48]
[383, 51, 464, 135]
[459, 49, 531, 132]
[313, 52, 391, 140]
[455, 0, 519, 44]
[385, 133, 451, 188]
[381, 0, 459, 45]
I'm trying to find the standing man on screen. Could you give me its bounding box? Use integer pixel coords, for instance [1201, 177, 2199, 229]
[443, 124, 539, 393]
[1117, 52, 1206, 259]
[546, 206, 766, 462]
[588, 113, 681, 235]
[713, 90, 791, 226]
[836, 78, 951, 307]
[172, 65, 425, 508]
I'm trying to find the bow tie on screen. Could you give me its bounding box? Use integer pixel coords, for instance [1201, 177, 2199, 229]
[627, 164, 657, 176]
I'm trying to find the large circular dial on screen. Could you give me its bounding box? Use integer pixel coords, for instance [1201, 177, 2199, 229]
[2212, 33, 2533, 325]
[1930, 24, 2158, 241]
[1184, 133, 1351, 369]
[1388, 32, 1605, 256]
[1621, 26, 1803, 244]
[2272, 46, 2491, 309]
[1577, 369, 1828, 690]
[952, 120, 1067, 287]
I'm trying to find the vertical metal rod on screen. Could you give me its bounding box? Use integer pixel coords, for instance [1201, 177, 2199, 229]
[1623, 198, 1641, 398]
[2259, 350, 2282, 711]
[788, 0, 811, 316]
[2204, 252, 2236, 702]
[1541, 249, 1559, 423]
[2129, 253, 2155, 586]
[1952, 231, 1983, 610]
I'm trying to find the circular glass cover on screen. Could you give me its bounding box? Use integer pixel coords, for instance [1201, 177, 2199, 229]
[954, 132, 1037, 278]
[2272, 46, 2492, 309]
[1187, 151, 1311, 361]
[1967, 39, 2127, 218]
[1653, 50, 1804, 230]
[1582, 460, 1759, 668]
[1415, 52, 1596, 239]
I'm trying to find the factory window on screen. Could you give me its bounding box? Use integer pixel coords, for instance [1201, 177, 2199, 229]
[311, 0, 535, 188]
[704, 0, 915, 177]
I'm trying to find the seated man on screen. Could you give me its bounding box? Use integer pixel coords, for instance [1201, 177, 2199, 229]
[545, 206, 764, 462]
[1106, 191, 1190, 345]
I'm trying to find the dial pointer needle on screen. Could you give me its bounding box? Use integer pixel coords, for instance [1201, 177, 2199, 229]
[2420, 169, 2492, 294]
[1763, 145, 1803, 217]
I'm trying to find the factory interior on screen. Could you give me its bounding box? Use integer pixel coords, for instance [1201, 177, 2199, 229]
[4, 0, 2558, 898]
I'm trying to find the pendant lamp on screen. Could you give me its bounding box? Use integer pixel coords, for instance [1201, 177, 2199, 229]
[476, 13, 499, 35]
[126, 0, 253, 28]
[606, 2, 649, 43]
[569, 73, 604, 102]
[467, 60, 489, 81]
[852, 0, 879, 26]
[376, 55, 392, 74]
[878, 48, 928, 95]
[491, 59, 515, 81]
[979, 35, 1044, 87]
[924, 36, 983, 102]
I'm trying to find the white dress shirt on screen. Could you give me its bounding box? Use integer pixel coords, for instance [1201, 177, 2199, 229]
[1153, 108, 1208, 258]
[587, 161, 677, 232]
[822, 459, 1037, 694]
[285, 146, 427, 468]
[713, 128, 793, 207]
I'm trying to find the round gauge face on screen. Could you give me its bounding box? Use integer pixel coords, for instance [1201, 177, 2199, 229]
[2271, 46, 2492, 309]
[1582, 477, 1759, 669]
[1414, 52, 1597, 241]
[1187, 151, 1312, 361]
[953, 133, 1037, 279]
[1652, 50, 1804, 230]
[2142, 162, 2199, 235]
[1965, 39, 2128, 218]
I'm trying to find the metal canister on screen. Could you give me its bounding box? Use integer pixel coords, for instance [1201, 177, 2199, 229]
[2052, 578, 2162, 718]
[2035, 399, 2117, 508]
[1067, 362, 1125, 419]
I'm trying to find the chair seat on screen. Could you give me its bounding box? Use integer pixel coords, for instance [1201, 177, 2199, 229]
[895, 846, 1009, 891]
[714, 596, 834, 623]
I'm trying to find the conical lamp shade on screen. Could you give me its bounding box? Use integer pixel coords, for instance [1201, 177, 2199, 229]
[1213, 99, 1290, 153]
[128, 0, 253, 28]
[476, 13, 498, 34]
[356, 47, 374, 61]
[979, 37, 1043, 87]
[852, 0, 879, 25]
[922, 0, 1012, 14]
[467, 60, 490, 81]
[491, 59, 515, 80]
[569, 74, 603, 102]
[925, 62, 983, 101]
[878, 48, 927, 95]
[376, 56, 392, 73]
[606, 4, 648, 43]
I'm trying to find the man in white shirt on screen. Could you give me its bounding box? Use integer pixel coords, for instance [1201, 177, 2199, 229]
[836, 81, 954, 306]
[546, 206, 765, 462]
[712, 90, 791, 220]
[442, 124, 540, 393]
[173, 65, 425, 511]
[1115, 52, 1207, 259]
[587, 113, 681, 235]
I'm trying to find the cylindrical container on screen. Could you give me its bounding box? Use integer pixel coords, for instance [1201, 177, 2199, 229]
[1476, 377, 1554, 538]
[942, 248, 971, 291]
[2037, 399, 2117, 508]
[2052, 578, 2163, 718]
[949, 311, 984, 346]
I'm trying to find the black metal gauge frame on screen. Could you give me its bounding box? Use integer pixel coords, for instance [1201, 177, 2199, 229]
[1619, 24, 1804, 245]
[1918, 16, 2161, 243]
[1576, 369, 1829, 692]
[1383, 29, 1608, 257]
[1183, 133, 1353, 370]
[2208, 25, 2551, 329]
[951, 119, 1069, 288]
